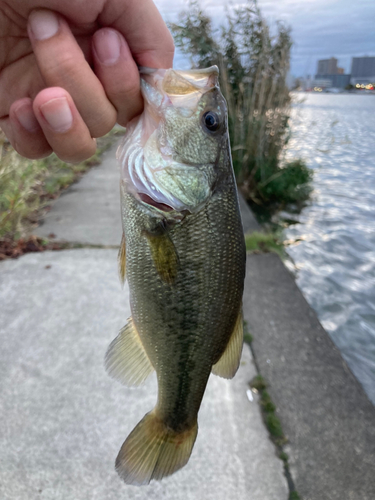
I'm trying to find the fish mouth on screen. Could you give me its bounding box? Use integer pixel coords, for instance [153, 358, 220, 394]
[118, 67, 220, 214]
[138, 193, 175, 212]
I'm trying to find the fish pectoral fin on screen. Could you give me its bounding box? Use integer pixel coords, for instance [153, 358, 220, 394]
[212, 308, 244, 379]
[115, 409, 198, 485]
[105, 317, 154, 387]
[118, 233, 126, 286]
[145, 232, 179, 285]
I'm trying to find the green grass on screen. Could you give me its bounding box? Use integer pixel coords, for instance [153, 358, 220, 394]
[289, 492, 302, 500]
[245, 231, 284, 257]
[243, 320, 254, 345]
[255, 159, 313, 205]
[250, 371, 302, 498]
[250, 375, 267, 392]
[279, 451, 289, 463]
[266, 413, 284, 438]
[0, 129, 121, 240]
[260, 391, 276, 413]
[44, 172, 76, 195]
[243, 332, 254, 344]
[0, 151, 42, 239]
[250, 375, 286, 446]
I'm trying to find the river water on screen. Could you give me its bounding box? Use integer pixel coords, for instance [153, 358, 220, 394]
[281, 93, 375, 404]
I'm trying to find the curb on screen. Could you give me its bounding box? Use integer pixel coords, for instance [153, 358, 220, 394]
[239, 194, 375, 500]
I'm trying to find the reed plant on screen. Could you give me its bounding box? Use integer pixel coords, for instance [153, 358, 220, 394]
[170, 0, 312, 206]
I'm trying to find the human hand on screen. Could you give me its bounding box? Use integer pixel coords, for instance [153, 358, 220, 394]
[0, 0, 174, 162]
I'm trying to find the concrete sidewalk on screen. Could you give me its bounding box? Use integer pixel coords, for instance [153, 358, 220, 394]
[35, 145, 122, 246]
[245, 253, 375, 500]
[0, 143, 288, 500]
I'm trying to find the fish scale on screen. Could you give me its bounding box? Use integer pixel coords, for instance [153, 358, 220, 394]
[106, 66, 246, 485]
[123, 178, 243, 423]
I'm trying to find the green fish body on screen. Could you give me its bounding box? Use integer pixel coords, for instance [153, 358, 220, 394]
[105, 67, 246, 485]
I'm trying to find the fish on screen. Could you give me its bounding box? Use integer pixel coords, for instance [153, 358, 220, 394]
[105, 66, 246, 486]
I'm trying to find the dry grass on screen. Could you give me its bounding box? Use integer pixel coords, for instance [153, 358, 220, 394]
[0, 129, 121, 240]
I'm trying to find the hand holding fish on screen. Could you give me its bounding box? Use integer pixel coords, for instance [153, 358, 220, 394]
[0, 0, 174, 162]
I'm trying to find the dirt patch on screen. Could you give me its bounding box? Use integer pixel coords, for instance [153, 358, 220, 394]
[0, 235, 67, 260]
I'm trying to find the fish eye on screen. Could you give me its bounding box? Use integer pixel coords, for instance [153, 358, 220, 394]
[202, 111, 220, 132]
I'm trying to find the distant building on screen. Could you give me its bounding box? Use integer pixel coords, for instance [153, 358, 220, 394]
[315, 57, 350, 89]
[351, 56, 375, 84]
[317, 57, 338, 76]
[314, 74, 351, 89]
[313, 78, 334, 89]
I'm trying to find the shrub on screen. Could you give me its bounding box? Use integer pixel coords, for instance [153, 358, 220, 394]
[170, 0, 312, 206]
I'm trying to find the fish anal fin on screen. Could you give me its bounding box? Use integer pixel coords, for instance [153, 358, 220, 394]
[118, 233, 126, 286]
[145, 232, 179, 285]
[115, 409, 198, 485]
[212, 308, 244, 379]
[105, 318, 154, 387]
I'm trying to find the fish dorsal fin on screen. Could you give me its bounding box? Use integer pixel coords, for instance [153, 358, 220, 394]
[105, 318, 154, 387]
[145, 232, 179, 285]
[118, 233, 126, 286]
[212, 308, 244, 379]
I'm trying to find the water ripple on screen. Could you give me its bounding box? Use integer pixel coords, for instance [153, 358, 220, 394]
[284, 93, 375, 404]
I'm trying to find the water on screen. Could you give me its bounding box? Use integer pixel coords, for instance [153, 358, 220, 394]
[282, 93, 375, 404]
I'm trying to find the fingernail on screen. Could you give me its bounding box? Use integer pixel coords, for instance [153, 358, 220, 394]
[14, 103, 40, 132]
[94, 29, 121, 65]
[29, 10, 59, 41]
[40, 97, 73, 132]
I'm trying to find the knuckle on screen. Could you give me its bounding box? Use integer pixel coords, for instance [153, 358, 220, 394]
[90, 114, 116, 139]
[110, 84, 140, 109]
[13, 140, 52, 160]
[117, 100, 143, 126]
[56, 141, 96, 164]
[42, 52, 83, 83]
[100, 64, 140, 99]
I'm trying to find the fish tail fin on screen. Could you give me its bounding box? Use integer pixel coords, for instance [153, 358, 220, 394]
[115, 410, 198, 485]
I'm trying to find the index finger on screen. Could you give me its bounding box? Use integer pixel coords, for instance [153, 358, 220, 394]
[99, 0, 175, 68]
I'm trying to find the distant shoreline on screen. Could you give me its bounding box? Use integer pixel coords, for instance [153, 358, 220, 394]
[292, 90, 375, 96]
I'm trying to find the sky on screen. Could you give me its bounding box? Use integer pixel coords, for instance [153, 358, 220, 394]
[154, 0, 375, 77]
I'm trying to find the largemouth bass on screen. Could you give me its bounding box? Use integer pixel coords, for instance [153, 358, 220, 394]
[105, 66, 246, 485]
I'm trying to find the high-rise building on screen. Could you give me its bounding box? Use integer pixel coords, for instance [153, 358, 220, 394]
[351, 57, 375, 83]
[315, 57, 350, 88]
[317, 57, 338, 76]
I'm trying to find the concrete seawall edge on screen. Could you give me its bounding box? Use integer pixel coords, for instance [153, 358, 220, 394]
[239, 193, 375, 500]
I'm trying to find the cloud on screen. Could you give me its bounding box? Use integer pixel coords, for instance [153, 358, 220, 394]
[155, 0, 375, 76]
